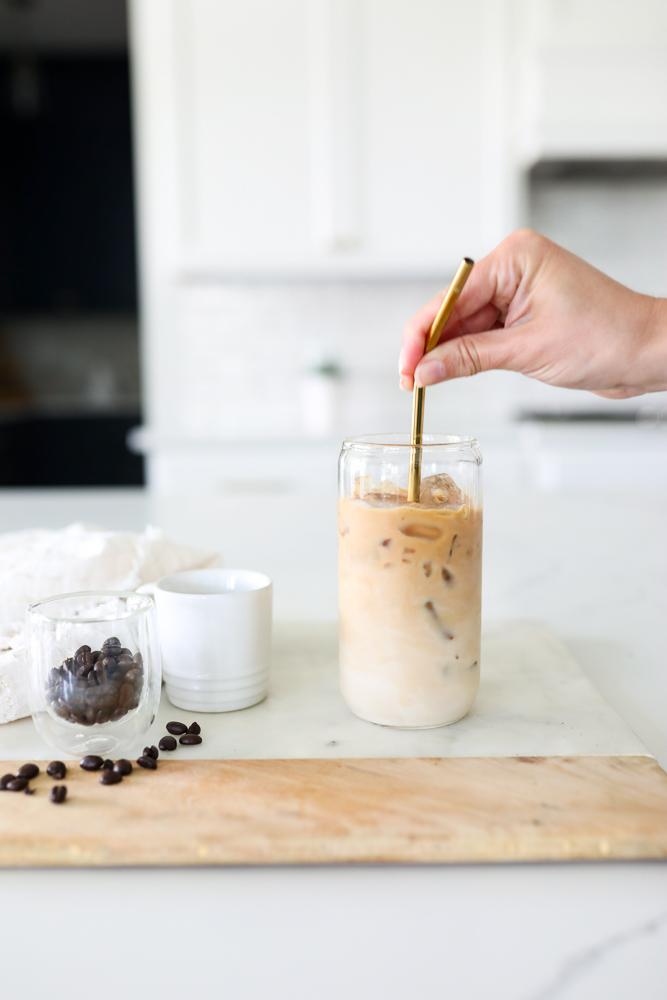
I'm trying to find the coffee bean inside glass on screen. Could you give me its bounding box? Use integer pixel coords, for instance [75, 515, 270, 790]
[338, 434, 482, 728]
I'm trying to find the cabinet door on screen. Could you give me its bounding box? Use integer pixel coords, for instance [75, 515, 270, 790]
[517, 0, 667, 160]
[132, 0, 504, 276]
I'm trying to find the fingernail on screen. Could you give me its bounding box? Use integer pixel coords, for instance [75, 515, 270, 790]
[398, 350, 405, 375]
[414, 360, 445, 387]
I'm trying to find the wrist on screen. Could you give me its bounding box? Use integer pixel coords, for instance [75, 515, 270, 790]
[642, 297, 667, 393]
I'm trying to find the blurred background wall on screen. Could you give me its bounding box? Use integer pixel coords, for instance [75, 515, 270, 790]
[1, 0, 667, 509]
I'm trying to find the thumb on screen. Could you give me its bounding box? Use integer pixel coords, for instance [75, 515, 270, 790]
[414, 329, 509, 386]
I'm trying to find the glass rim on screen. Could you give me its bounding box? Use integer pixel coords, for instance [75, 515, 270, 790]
[26, 590, 154, 624]
[342, 432, 479, 449]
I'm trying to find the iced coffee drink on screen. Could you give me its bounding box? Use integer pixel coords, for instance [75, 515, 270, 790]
[338, 434, 482, 728]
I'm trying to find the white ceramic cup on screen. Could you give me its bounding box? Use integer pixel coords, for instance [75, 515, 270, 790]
[138, 568, 272, 712]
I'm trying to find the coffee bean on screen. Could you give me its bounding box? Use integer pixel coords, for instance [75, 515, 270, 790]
[47, 761, 67, 780]
[0, 773, 16, 790]
[99, 769, 122, 785]
[158, 736, 177, 752]
[118, 683, 133, 708]
[7, 778, 28, 791]
[113, 759, 132, 776]
[49, 642, 145, 729]
[25, 788, 35, 795]
[49, 786, 67, 803]
[143, 745, 159, 760]
[102, 759, 114, 770]
[16, 763, 39, 780]
[166, 721, 188, 736]
[179, 734, 202, 745]
[137, 755, 157, 770]
[80, 755, 104, 771]
[187, 721, 201, 735]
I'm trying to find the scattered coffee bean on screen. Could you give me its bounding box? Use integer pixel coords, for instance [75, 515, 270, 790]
[0, 773, 15, 790]
[113, 759, 133, 776]
[46, 761, 67, 780]
[158, 735, 177, 752]
[99, 769, 123, 785]
[80, 755, 104, 771]
[179, 734, 202, 745]
[49, 786, 67, 803]
[143, 745, 159, 760]
[7, 778, 28, 791]
[16, 763, 39, 780]
[102, 759, 114, 770]
[166, 721, 188, 736]
[137, 755, 157, 770]
[25, 788, 35, 795]
[187, 722, 201, 735]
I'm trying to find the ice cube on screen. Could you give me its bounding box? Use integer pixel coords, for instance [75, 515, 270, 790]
[355, 477, 408, 508]
[363, 492, 406, 508]
[419, 473, 467, 509]
[378, 479, 408, 500]
[352, 475, 374, 499]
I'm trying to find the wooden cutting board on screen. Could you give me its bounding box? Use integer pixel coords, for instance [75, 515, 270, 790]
[1, 755, 666, 867]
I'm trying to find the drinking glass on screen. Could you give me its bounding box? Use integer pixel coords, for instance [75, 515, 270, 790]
[338, 433, 482, 728]
[27, 591, 161, 756]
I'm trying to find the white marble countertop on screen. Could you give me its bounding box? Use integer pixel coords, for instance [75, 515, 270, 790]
[0, 482, 665, 1000]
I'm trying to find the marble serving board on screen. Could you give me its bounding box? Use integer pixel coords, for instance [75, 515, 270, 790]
[0, 619, 650, 762]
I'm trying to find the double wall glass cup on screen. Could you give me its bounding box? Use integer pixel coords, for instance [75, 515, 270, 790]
[338, 433, 482, 728]
[27, 591, 161, 757]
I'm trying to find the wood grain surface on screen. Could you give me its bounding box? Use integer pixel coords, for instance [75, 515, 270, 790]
[1, 756, 666, 867]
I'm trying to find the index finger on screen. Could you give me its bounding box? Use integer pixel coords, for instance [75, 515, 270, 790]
[399, 236, 526, 384]
[399, 292, 445, 384]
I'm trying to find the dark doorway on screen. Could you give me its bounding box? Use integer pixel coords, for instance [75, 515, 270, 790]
[0, 0, 143, 487]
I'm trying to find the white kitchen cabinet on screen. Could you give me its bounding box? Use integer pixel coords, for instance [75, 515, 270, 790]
[129, 0, 510, 280]
[515, 0, 667, 161]
[128, 0, 516, 456]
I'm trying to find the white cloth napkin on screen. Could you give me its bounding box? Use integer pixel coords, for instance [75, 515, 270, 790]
[0, 523, 221, 724]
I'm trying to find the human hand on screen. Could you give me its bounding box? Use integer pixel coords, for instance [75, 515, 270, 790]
[399, 229, 667, 399]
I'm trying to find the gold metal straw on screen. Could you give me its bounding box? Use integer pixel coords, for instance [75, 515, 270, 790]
[407, 257, 474, 503]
